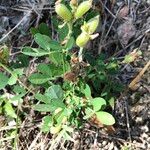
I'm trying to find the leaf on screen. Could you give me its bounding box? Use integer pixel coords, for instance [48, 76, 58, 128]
[13, 85, 26, 94]
[34, 93, 51, 104]
[30, 27, 39, 35]
[33, 104, 53, 112]
[41, 116, 53, 132]
[47, 40, 62, 51]
[55, 108, 71, 124]
[38, 23, 51, 36]
[34, 33, 52, 50]
[22, 47, 50, 57]
[83, 107, 95, 119]
[33, 99, 65, 112]
[8, 68, 24, 86]
[95, 111, 115, 125]
[109, 97, 115, 109]
[28, 73, 51, 84]
[44, 64, 64, 77]
[34, 33, 62, 51]
[37, 63, 52, 76]
[12, 54, 29, 68]
[8, 72, 18, 85]
[49, 51, 63, 65]
[91, 97, 106, 112]
[58, 24, 69, 41]
[83, 84, 91, 99]
[0, 72, 9, 89]
[65, 36, 75, 50]
[45, 85, 63, 100]
[4, 101, 17, 118]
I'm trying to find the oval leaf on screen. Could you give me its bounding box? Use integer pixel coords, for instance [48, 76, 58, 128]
[28, 73, 50, 84]
[34, 33, 52, 50]
[95, 111, 115, 125]
[0, 72, 9, 89]
[22, 47, 50, 57]
[45, 85, 63, 100]
[91, 97, 106, 111]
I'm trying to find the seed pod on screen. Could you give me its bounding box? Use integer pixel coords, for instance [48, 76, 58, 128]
[76, 32, 90, 47]
[86, 15, 100, 34]
[55, 3, 72, 22]
[75, 0, 92, 19]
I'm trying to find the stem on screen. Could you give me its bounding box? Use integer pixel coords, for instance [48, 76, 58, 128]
[66, 22, 73, 40]
[78, 47, 84, 62]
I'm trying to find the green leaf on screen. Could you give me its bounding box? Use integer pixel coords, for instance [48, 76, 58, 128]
[8, 72, 17, 85]
[34, 93, 51, 104]
[33, 104, 53, 112]
[83, 107, 94, 119]
[83, 84, 91, 99]
[41, 116, 53, 132]
[58, 24, 68, 41]
[34, 33, 62, 51]
[45, 85, 63, 100]
[49, 51, 63, 65]
[95, 111, 115, 125]
[0, 72, 9, 89]
[55, 108, 71, 124]
[22, 47, 50, 57]
[30, 27, 39, 35]
[109, 97, 115, 109]
[11, 54, 29, 68]
[34, 33, 52, 50]
[37, 63, 52, 76]
[28, 73, 51, 84]
[8, 68, 24, 86]
[11, 94, 24, 103]
[13, 85, 26, 94]
[91, 97, 106, 112]
[33, 99, 65, 112]
[47, 40, 62, 51]
[4, 101, 17, 118]
[38, 23, 51, 36]
[65, 36, 75, 50]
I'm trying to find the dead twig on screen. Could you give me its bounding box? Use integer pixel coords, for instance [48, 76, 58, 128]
[129, 60, 150, 90]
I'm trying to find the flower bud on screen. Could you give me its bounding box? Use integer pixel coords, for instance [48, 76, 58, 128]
[76, 32, 90, 47]
[55, 3, 72, 22]
[75, 0, 92, 19]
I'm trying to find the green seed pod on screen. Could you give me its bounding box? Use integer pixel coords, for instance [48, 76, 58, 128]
[55, 3, 72, 22]
[86, 15, 100, 34]
[76, 32, 90, 47]
[75, 0, 92, 19]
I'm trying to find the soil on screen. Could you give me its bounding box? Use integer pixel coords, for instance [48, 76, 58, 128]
[0, 0, 149, 150]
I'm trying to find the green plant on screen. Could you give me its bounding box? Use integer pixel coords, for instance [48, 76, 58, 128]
[0, 0, 117, 143]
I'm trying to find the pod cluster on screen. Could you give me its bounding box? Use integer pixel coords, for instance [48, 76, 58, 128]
[55, 0, 100, 48]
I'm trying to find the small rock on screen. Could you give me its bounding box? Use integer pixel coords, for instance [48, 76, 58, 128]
[117, 18, 136, 45]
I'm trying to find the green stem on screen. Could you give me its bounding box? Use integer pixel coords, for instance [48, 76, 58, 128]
[66, 22, 73, 40]
[78, 47, 84, 62]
